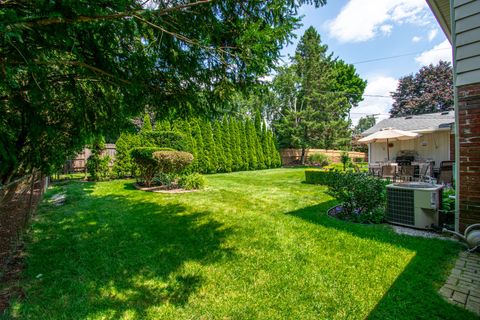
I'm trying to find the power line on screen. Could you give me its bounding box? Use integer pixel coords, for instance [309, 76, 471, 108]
[351, 48, 451, 65]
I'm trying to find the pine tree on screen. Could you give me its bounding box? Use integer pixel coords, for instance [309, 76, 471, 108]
[142, 114, 153, 133]
[238, 120, 249, 171]
[192, 120, 208, 173]
[213, 121, 227, 172]
[245, 119, 258, 170]
[202, 120, 218, 173]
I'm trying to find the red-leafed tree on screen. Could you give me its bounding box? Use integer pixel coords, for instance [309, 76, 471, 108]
[390, 61, 453, 117]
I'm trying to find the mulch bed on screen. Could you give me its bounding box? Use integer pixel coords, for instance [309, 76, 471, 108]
[133, 183, 197, 194]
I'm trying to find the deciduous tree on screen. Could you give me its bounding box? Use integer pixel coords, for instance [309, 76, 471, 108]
[390, 61, 453, 117]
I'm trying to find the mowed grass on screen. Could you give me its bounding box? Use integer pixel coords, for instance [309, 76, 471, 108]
[5, 168, 476, 319]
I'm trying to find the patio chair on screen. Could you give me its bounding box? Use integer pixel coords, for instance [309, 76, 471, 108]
[381, 165, 397, 182]
[398, 165, 415, 182]
[418, 163, 434, 183]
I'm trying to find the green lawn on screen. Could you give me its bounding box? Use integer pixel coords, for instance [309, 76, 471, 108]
[5, 168, 476, 319]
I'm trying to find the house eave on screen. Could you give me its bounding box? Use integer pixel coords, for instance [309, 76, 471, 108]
[426, 0, 452, 43]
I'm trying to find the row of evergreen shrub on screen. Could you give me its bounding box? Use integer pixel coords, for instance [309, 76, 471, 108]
[113, 113, 282, 177]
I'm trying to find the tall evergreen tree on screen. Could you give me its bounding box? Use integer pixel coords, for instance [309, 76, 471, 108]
[245, 119, 258, 170]
[202, 120, 218, 173]
[222, 118, 233, 172]
[272, 27, 366, 163]
[254, 111, 266, 169]
[141, 114, 153, 133]
[213, 121, 227, 172]
[239, 120, 249, 171]
[268, 131, 282, 167]
[192, 120, 208, 173]
[229, 118, 242, 171]
[262, 125, 272, 168]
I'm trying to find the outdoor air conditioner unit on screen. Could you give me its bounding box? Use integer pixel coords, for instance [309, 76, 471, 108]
[386, 183, 443, 230]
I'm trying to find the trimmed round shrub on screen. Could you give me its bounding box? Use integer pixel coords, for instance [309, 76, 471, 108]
[152, 150, 194, 174]
[131, 147, 173, 186]
[179, 173, 206, 190]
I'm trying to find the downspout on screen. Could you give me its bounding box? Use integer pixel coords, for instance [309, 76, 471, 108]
[450, 0, 460, 232]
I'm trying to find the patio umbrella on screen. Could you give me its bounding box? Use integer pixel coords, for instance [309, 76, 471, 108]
[358, 128, 420, 161]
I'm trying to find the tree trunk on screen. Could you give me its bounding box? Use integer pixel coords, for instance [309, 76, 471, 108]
[300, 148, 306, 165]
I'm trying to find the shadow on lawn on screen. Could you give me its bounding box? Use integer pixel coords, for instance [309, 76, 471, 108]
[14, 182, 233, 319]
[287, 203, 476, 319]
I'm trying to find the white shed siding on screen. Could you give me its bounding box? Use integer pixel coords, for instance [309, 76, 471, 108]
[369, 131, 451, 168]
[454, 0, 480, 86]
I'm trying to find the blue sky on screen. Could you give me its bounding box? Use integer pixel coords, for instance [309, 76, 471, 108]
[279, 0, 452, 125]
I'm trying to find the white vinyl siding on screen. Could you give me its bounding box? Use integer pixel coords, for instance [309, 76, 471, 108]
[369, 131, 451, 168]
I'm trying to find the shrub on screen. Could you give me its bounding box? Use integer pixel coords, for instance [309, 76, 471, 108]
[340, 151, 351, 171]
[141, 131, 189, 151]
[179, 173, 206, 190]
[327, 172, 387, 224]
[131, 147, 173, 186]
[87, 154, 111, 181]
[305, 169, 339, 186]
[152, 150, 194, 174]
[353, 157, 364, 163]
[308, 153, 329, 167]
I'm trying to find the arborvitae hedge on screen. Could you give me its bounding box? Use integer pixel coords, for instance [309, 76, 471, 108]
[114, 114, 282, 176]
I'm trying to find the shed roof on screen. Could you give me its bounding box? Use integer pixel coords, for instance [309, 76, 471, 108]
[361, 111, 455, 136]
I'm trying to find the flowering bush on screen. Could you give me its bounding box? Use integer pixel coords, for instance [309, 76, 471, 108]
[327, 172, 387, 224]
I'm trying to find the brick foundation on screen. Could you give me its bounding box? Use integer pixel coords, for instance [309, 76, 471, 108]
[458, 83, 480, 231]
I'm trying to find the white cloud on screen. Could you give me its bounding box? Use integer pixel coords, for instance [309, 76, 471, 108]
[380, 24, 393, 35]
[326, 0, 430, 43]
[412, 35, 422, 43]
[427, 29, 438, 41]
[351, 75, 398, 125]
[415, 40, 452, 65]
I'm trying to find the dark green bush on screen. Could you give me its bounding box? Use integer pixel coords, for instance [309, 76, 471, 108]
[131, 147, 173, 186]
[179, 173, 206, 190]
[340, 151, 351, 171]
[308, 153, 329, 167]
[305, 169, 339, 186]
[327, 172, 387, 224]
[152, 150, 194, 174]
[87, 154, 111, 181]
[142, 131, 189, 151]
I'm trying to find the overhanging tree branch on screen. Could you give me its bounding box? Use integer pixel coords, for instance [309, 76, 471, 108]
[2, 0, 213, 28]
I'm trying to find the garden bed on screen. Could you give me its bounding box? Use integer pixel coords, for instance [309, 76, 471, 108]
[133, 183, 197, 194]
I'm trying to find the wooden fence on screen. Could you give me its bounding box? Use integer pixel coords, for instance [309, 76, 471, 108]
[62, 144, 116, 174]
[280, 148, 367, 165]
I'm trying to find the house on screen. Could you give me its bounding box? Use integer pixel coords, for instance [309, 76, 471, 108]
[362, 111, 455, 168]
[427, 0, 480, 232]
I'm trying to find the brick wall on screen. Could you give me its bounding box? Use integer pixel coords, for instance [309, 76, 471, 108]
[458, 83, 480, 231]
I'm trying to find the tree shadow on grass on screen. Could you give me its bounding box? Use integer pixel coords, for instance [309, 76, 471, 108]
[286, 203, 477, 320]
[13, 182, 233, 319]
